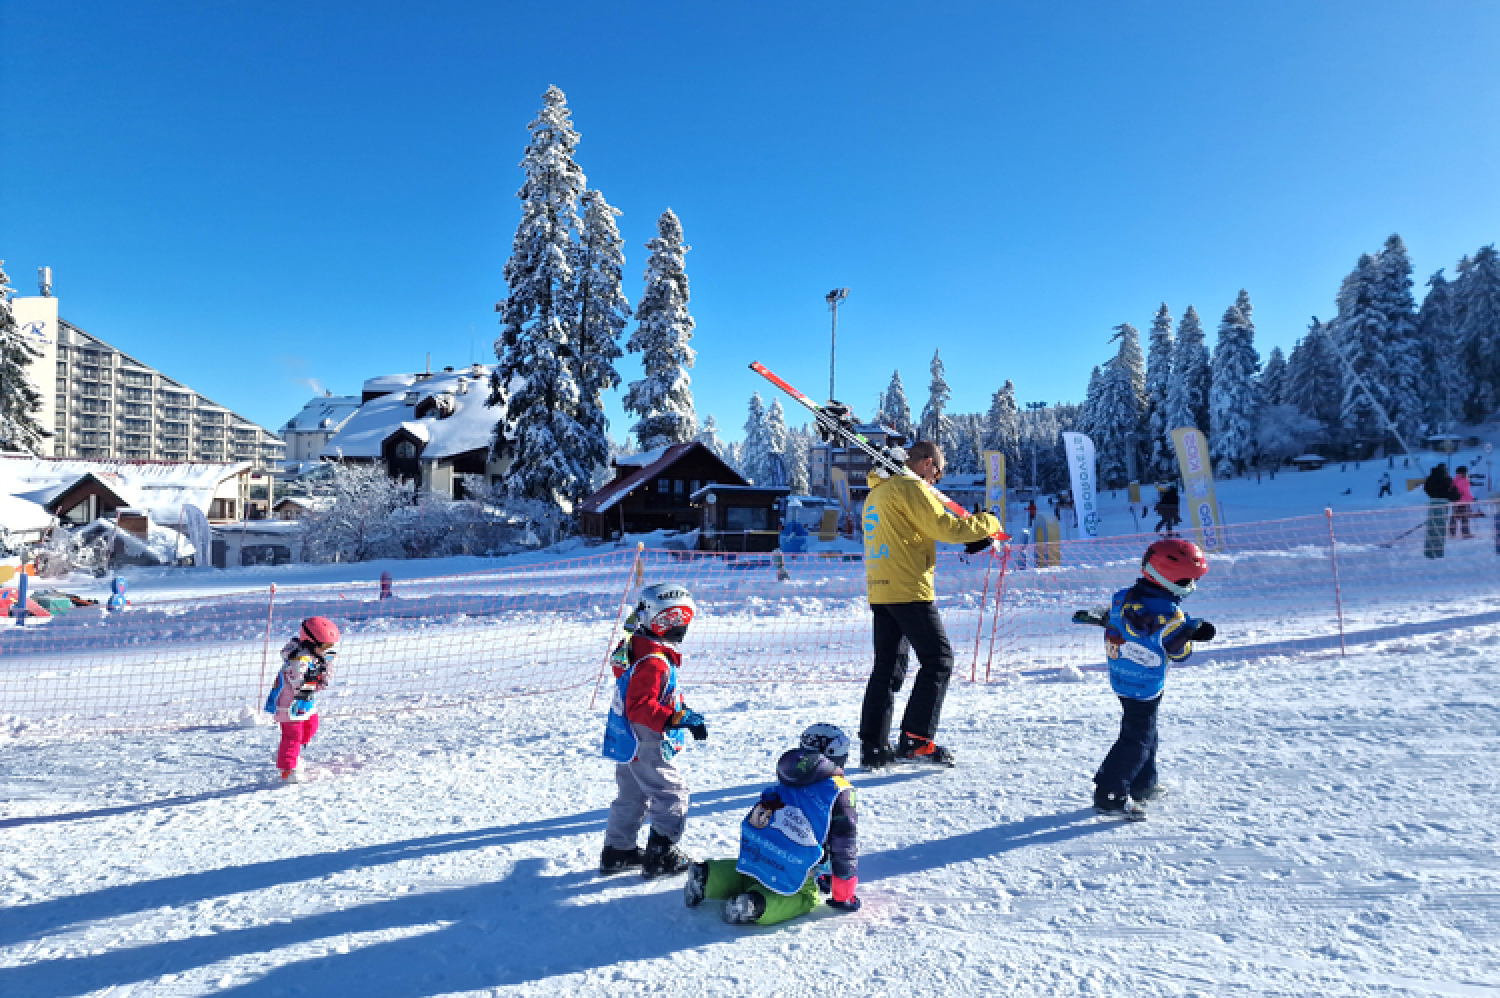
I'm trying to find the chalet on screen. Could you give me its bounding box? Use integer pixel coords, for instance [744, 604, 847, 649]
[578, 443, 745, 540]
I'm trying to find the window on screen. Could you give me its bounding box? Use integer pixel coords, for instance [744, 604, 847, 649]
[690, 480, 701, 493]
[725, 506, 770, 531]
[395, 441, 417, 459]
[56, 361, 67, 374]
[657, 479, 671, 493]
[674, 480, 685, 495]
[82, 398, 111, 413]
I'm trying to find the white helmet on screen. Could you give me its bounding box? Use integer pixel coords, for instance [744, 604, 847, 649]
[800, 723, 850, 768]
[635, 583, 696, 644]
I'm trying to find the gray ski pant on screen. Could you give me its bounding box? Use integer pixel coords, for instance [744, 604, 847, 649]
[604, 722, 690, 848]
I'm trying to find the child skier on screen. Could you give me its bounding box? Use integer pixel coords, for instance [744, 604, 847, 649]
[264, 616, 339, 783]
[684, 723, 861, 925]
[599, 583, 707, 879]
[1094, 539, 1214, 819]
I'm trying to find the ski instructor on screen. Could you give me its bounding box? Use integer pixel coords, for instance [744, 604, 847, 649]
[860, 440, 1002, 769]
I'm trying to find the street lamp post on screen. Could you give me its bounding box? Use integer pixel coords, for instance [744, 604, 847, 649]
[1025, 401, 1048, 488]
[826, 288, 849, 402]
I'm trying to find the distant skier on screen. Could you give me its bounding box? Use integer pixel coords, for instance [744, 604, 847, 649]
[1450, 466, 1475, 539]
[1423, 464, 1460, 558]
[1153, 486, 1182, 536]
[685, 724, 860, 924]
[599, 583, 707, 879]
[1377, 472, 1392, 499]
[1026, 499, 1038, 527]
[264, 617, 339, 783]
[1093, 539, 1215, 819]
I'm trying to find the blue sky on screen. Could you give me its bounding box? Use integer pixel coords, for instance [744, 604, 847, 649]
[2, 1, 1497, 442]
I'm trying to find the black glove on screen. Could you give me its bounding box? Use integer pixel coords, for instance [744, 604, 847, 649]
[825, 896, 862, 913]
[963, 538, 996, 555]
[1192, 620, 1216, 642]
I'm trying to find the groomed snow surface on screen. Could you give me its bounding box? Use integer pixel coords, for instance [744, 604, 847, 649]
[4, 621, 1499, 997]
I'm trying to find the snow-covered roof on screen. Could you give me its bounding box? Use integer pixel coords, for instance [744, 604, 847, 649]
[323, 366, 498, 461]
[0, 494, 53, 534]
[614, 446, 672, 469]
[363, 373, 422, 397]
[0, 458, 250, 524]
[580, 442, 746, 515]
[281, 395, 362, 434]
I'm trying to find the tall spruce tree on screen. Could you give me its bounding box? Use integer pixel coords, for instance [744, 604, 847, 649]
[573, 190, 631, 478]
[877, 369, 914, 439]
[0, 262, 46, 454]
[919, 350, 953, 449]
[983, 380, 1021, 469]
[1144, 304, 1175, 479]
[1455, 245, 1500, 420]
[1417, 271, 1462, 430]
[764, 398, 791, 484]
[741, 392, 773, 484]
[1285, 320, 1343, 436]
[693, 414, 729, 460]
[1259, 346, 1287, 407]
[624, 209, 697, 449]
[491, 86, 593, 506]
[1092, 323, 1146, 484]
[1165, 305, 1210, 435]
[1372, 235, 1425, 446]
[1331, 252, 1396, 447]
[1208, 295, 1260, 476]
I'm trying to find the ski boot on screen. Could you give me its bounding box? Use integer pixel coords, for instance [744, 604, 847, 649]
[599, 844, 644, 875]
[1133, 784, 1169, 803]
[1093, 790, 1146, 821]
[641, 829, 692, 879]
[860, 742, 895, 771]
[683, 862, 708, 907]
[895, 732, 956, 767]
[723, 891, 767, 925]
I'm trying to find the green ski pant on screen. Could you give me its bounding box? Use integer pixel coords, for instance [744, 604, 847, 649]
[702, 858, 820, 925]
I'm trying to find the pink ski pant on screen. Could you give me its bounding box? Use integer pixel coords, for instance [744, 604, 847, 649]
[277, 715, 320, 770]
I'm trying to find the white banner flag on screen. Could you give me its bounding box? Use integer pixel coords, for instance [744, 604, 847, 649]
[1061, 431, 1101, 538]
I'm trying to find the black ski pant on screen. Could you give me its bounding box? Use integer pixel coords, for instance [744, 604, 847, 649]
[860, 601, 953, 746]
[1094, 694, 1161, 799]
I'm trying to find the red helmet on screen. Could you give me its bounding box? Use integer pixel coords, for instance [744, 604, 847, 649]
[301, 616, 340, 646]
[1141, 539, 1208, 597]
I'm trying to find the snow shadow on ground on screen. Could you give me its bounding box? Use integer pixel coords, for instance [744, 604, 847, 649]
[0, 781, 268, 830]
[0, 769, 1094, 997]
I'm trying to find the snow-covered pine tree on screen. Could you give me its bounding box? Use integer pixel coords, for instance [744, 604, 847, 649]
[1372, 234, 1424, 447]
[1330, 253, 1394, 447]
[947, 413, 982, 475]
[1208, 296, 1260, 476]
[919, 350, 953, 450]
[0, 261, 47, 453]
[693, 414, 729, 460]
[490, 86, 593, 507]
[783, 424, 812, 494]
[1285, 320, 1343, 436]
[1416, 271, 1462, 431]
[764, 397, 791, 483]
[1080, 366, 1103, 440]
[1259, 347, 1287, 407]
[623, 209, 697, 450]
[741, 392, 772, 485]
[573, 190, 631, 479]
[1455, 244, 1500, 421]
[1165, 305, 1210, 435]
[1144, 305, 1175, 479]
[1091, 324, 1146, 484]
[983, 380, 1021, 470]
[876, 369, 914, 439]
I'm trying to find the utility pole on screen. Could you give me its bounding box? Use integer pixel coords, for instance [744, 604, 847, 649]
[826, 288, 849, 402]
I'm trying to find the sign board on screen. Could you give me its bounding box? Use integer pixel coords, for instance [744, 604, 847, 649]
[982, 450, 1007, 531]
[1170, 427, 1224, 551]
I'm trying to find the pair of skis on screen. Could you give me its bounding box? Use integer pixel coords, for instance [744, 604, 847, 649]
[748, 362, 1008, 543]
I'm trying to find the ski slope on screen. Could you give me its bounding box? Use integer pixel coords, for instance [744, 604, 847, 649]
[3, 612, 1499, 997]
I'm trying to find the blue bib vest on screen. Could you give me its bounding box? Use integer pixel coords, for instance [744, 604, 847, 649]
[601, 653, 687, 763]
[1105, 590, 1192, 700]
[736, 774, 848, 895]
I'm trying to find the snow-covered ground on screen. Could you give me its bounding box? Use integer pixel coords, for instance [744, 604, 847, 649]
[3, 619, 1499, 997]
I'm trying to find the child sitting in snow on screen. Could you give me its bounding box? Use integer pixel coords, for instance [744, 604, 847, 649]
[264, 616, 339, 783]
[1094, 539, 1215, 819]
[684, 723, 861, 924]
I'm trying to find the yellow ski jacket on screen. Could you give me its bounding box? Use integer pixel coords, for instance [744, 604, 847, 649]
[862, 471, 1001, 604]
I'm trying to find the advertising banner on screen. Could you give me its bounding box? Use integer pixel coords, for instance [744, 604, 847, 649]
[1170, 427, 1223, 551]
[982, 450, 1007, 531]
[1060, 432, 1100, 538]
[9, 296, 59, 456]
